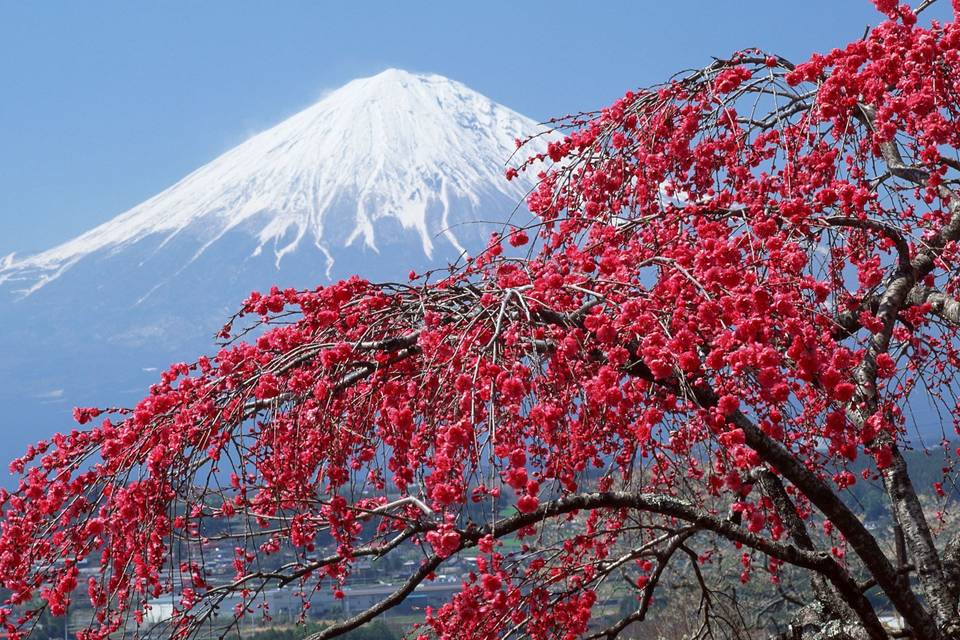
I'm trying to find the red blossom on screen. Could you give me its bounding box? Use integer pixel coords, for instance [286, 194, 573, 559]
[2, 8, 960, 640]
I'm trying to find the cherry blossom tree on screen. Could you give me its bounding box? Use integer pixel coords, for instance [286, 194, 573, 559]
[4, 2, 960, 639]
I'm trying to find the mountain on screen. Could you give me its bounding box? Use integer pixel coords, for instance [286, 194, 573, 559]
[2, 68, 544, 293]
[0, 69, 548, 470]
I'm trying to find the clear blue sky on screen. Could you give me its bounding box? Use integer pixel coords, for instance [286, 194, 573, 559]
[0, 1, 951, 256]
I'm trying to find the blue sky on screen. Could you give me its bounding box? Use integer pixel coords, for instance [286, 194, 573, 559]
[0, 1, 952, 256]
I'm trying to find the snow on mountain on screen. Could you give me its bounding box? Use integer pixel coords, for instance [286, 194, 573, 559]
[0, 68, 546, 295]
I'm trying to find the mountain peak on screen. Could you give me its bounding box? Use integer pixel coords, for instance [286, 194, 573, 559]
[344, 68, 457, 92]
[324, 68, 449, 104]
[359, 67, 425, 83]
[1, 70, 548, 295]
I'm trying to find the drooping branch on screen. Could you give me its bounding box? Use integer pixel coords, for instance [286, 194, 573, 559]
[614, 342, 935, 637]
[478, 491, 887, 640]
[725, 403, 936, 638]
[305, 554, 447, 640]
[277, 488, 891, 640]
[753, 470, 850, 623]
[582, 530, 696, 640]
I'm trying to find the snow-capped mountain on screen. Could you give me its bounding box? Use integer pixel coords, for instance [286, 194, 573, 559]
[2, 69, 544, 295]
[0, 69, 547, 472]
